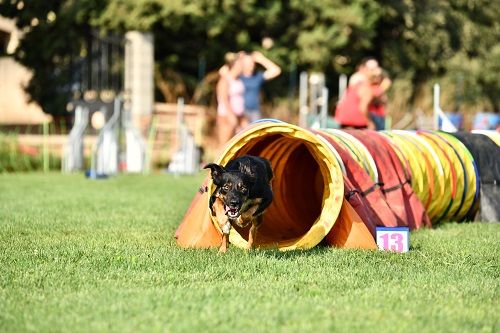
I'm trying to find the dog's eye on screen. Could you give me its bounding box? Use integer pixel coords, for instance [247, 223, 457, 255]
[222, 184, 231, 191]
[238, 184, 247, 193]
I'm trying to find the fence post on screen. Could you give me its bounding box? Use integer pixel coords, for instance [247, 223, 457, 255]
[43, 121, 49, 172]
[299, 72, 308, 128]
[338, 74, 347, 100]
[320, 87, 329, 128]
[144, 114, 158, 174]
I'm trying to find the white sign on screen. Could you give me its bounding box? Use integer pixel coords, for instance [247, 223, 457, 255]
[376, 227, 410, 253]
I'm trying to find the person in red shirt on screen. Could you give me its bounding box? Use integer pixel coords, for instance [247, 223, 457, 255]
[335, 57, 379, 129]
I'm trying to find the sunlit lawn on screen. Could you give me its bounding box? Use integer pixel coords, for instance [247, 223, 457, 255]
[0, 173, 498, 333]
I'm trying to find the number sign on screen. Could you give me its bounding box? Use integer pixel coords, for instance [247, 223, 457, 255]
[376, 227, 409, 253]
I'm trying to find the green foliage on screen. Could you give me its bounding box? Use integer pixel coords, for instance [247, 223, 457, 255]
[1, 0, 498, 114]
[377, 0, 500, 111]
[0, 0, 107, 115]
[0, 133, 61, 172]
[94, 0, 381, 80]
[0, 173, 499, 332]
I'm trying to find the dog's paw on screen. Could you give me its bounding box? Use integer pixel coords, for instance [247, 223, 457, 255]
[218, 246, 228, 254]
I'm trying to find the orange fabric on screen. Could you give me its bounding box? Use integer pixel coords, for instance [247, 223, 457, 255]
[175, 177, 221, 248]
[325, 199, 377, 249]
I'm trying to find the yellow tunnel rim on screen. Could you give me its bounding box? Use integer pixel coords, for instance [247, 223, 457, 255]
[210, 121, 345, 250]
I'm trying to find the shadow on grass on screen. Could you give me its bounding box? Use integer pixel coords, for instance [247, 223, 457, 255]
[429, 220, 472, 230]
[249, 243, 364, 260]
[409, 243, 422, 251]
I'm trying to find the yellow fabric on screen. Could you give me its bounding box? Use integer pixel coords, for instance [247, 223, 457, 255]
[401, 132, 451, 222]
[400, 133, 437, 213]
[424, 132, 464, 220]
[436, 132, 477, 221]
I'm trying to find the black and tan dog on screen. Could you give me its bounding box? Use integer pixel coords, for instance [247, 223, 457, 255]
[204, 155, 273, 253]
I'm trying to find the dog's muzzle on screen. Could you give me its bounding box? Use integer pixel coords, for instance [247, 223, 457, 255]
[224, 205, 240, 219]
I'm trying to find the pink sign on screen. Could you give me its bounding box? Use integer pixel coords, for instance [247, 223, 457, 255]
[376, 227, 409, 253]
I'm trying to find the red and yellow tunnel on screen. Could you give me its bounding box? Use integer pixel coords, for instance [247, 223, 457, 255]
[176, 120, 490, 251]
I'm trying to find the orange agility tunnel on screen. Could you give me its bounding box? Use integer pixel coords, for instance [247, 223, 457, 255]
[176, 120, 498, 251]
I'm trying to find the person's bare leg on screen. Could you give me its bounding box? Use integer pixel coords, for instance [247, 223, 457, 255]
[217, 114, 238, 149]
[217, 116, 231, 148]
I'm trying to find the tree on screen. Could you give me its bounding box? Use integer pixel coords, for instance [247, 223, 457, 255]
[2, 0, 499, 116]
[0, 0, 108, 116]
[94, 0, 383, 102]
[375, 0, 500, 111]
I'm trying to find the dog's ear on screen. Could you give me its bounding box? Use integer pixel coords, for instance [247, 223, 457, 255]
[204, 163, 226, 186]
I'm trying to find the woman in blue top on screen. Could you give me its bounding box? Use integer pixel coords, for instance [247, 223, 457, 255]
[239, 51, 281, 124]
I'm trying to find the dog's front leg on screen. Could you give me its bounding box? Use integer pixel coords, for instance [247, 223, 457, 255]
[247, 223, 258, 250]
[238, 204, 262, 250]
[220, 233, 229, 253]
[247, 215, 263, 250]
[214, 198, 231, 253]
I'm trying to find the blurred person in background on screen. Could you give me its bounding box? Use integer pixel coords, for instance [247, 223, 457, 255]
[368, 67, 392, 130]
[334, 58, 381, 129]
[216, 52, 245, 148]
[348, 57, 379, 87]
[239, 51, 281, 124]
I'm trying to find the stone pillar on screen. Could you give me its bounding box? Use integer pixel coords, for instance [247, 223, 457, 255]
[124, 31, 154, 132]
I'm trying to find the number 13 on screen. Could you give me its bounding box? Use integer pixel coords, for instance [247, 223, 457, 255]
[380, 233, 404, 252]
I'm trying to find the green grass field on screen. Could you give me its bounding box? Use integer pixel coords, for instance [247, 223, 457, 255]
[0, 173, 498, 333]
